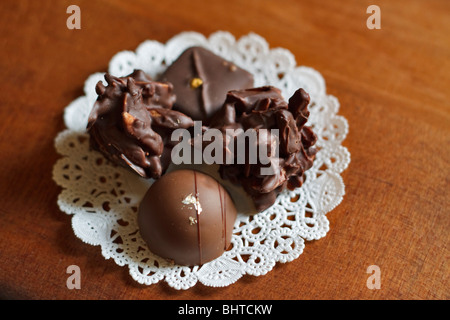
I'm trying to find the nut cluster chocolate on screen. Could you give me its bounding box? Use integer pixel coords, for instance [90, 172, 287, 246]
[87, 70, 193, 179]
[208, 86, 318, 211]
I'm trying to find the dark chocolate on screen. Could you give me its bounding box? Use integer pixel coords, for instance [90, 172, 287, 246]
[160, 46, 254, 123]
[208, 86, 318, 211]
[87, 70, 194, 179]
[138, 169, 237, 266]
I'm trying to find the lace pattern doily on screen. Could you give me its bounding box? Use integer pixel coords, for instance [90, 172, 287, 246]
[53, 31, 350, 290]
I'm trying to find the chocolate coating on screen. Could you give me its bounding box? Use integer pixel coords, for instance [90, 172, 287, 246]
[208, 86, 318, 211]
[160, 46, 254, 123]
[138, 170, 237, 266]
[87, 70, 194, 179]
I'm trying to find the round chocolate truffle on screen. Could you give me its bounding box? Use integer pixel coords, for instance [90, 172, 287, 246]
[138, 169, 237, 266]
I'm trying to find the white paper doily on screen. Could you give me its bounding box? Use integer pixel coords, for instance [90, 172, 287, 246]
[52, 31, 350, 290]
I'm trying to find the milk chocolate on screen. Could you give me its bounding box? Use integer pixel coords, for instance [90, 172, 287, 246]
[138, 170, 237, 266]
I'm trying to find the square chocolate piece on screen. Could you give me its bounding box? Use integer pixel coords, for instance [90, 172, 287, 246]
[160, 46, 254, 123]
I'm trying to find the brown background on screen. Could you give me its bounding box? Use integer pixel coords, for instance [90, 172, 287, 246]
[0, 0, 448, 300]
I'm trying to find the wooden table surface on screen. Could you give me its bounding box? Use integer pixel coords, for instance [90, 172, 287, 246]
[0, 0, 448, 300]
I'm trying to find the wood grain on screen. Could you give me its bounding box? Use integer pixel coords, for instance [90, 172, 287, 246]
[0, 0, 448, 300]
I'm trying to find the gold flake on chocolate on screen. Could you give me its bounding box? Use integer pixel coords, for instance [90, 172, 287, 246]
[189, 77, 203, 89]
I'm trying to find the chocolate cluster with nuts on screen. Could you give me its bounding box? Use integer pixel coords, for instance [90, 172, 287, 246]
[87, 70, 194, 179]
[208, 86, 318, 211]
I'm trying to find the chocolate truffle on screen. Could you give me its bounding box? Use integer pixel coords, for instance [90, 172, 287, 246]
[208, 86, 318, 211]
[138, 169, 237, 266]
[87, 70, 194, 179]
[160, 46, 254, 123]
